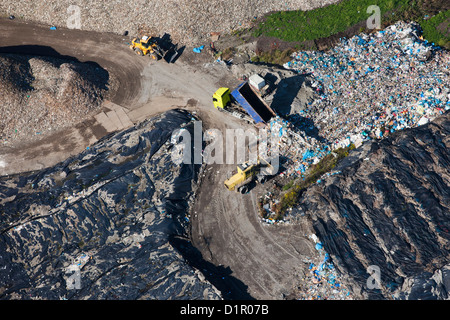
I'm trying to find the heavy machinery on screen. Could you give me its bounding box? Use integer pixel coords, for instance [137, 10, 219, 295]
[130, 35, 164, 59]
[213, 80, 276, 128]
[130, 34, 178, 62]
[213, 87, 254, 124]
[224, 158, 275, 193]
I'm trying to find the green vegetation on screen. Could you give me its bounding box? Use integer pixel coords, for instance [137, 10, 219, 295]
[253, 0, 410, 42]
[273, 144, 356, 220]
[420, 9, 450, 49]
[252, 0, 450, 51]
[250, 48, 296, 65]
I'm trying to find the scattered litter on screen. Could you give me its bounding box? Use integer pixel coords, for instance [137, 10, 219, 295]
[283, 21, 449, 152]
[258, 20, 449, 225]
[298, 244, 352, 300]
[193, 45, 204, 53]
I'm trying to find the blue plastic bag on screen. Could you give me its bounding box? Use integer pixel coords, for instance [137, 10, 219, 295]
[193, 45, 204, 53]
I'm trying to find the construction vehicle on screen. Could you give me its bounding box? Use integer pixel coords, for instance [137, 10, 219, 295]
[130, 35, 163, 59]
[224, 158, 276, 193]
[130, 34, 179, 62]
[213, 80, 276, 128]
[213, 87, 254, 124]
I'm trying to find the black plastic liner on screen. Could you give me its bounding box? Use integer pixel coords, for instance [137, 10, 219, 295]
[296, 111, 450, 299]
[0, 109, 220, 300]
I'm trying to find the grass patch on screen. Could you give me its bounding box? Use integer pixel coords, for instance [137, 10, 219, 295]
[420, 9, 450, 49]
[252, 0, 450, 50]
[253, 0, 410, 42]
[250, 48, 296, 65]
[273, 144, 356, 220]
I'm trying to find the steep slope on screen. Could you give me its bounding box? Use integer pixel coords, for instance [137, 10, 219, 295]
[293, 111, 450, 299]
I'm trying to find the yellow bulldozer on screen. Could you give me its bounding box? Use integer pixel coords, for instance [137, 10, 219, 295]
[224, 158, 275, 194]
[130, 34, 179, 62]
[130, 35, 165, 59]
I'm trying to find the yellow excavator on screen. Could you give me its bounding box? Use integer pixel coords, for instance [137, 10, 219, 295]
[130, 34, 179, 62]
[224, 158, 275, 194]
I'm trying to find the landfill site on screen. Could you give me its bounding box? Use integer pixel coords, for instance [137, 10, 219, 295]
[0, 0, 449, 303]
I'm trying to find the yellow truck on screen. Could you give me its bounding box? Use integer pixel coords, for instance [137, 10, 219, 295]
[213, 82, 276, 127]
[212, 87, 254, 123]
[224, 158, 275, 194]
[213, 87, 231, 109]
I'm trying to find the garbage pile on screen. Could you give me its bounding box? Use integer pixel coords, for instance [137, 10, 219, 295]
[297, 236, 353, 300]
[262, 116, 329, 177]
[257, 21, 449, 225]
[256, 115, 332, 225]
[284, 21, 450, 151]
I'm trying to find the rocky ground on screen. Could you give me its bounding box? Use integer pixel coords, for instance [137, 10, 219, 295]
[0, 0, 340, 46]
[0, 54, 117, 147]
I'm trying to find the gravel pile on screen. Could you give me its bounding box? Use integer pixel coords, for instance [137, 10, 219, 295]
[0, 54, 116, 146]
[0, 0, 339, 45]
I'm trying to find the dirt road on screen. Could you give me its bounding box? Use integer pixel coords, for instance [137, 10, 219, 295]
[0, 17, 238, 175]
[0, 18, 144, 106]
[0, 18, 315, 300]
[191, 162, 316, 299]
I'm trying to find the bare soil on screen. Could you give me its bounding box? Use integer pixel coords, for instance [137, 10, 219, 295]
[0, 17, 319, 299]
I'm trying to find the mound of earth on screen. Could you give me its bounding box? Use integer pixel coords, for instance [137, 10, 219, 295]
[292, 111, 450, 299]
[0, 54, 116, 146]
[0, 109, 221, 300]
